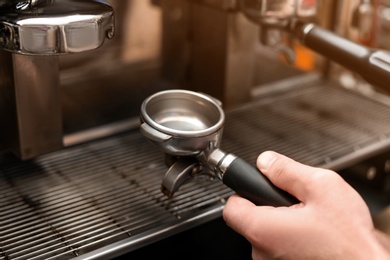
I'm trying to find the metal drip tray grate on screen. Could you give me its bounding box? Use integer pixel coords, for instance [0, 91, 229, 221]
[0, 135, 231, 260]
[224, 80, 390, 169]
[2, 80, 390, 259]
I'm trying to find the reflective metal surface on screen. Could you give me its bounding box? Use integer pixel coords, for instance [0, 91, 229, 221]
[0, 0, 114, 54]
[140, 90, 224, 156]
[0, 1, 51, 8]
[141, 90, 224, 137]
[239, 0, 318, 28]
[0, 53, 63, 159]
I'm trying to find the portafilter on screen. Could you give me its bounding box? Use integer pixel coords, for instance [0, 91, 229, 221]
[140, 89, 298, 206]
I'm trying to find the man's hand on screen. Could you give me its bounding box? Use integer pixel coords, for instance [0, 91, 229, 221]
[223, 151, 390, 259]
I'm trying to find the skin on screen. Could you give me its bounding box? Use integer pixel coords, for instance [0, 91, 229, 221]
[223, 151, 390, 260]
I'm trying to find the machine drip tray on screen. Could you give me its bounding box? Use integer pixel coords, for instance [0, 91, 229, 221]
[1, 79, 390, 259]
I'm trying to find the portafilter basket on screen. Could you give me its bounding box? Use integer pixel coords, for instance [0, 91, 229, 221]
[140, 89, 297, 206]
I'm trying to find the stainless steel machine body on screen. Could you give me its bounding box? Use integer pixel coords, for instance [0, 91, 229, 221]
[1, 0, 390, 259]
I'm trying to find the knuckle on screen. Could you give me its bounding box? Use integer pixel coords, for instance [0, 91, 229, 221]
[268, 157, 291, 182]
[306, 169, 344, 191]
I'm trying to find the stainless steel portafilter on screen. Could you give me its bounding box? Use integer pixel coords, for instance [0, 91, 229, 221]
[140, 89, 298, 206]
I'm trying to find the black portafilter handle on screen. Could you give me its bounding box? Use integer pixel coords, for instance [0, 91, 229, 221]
[295, 22, 390, 91]
[208, 149, 298, 206]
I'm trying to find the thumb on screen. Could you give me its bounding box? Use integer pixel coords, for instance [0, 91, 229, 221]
[257, 151, 326, 202]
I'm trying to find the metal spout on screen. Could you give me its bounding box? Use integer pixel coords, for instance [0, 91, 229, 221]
[161, 157, 203, 198]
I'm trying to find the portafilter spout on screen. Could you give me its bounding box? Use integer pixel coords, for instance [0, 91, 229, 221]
[140, 90, 298, 206]
[160, 156, 203, 198]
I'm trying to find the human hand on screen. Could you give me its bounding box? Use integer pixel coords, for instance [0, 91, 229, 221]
[223, 151, 390, 259]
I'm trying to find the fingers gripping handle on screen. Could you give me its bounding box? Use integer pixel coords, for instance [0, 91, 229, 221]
[222, 157, 298, 206]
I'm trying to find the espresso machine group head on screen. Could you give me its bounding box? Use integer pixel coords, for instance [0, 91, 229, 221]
[0, 0, 114, 159]
[238, 0, 390, 93]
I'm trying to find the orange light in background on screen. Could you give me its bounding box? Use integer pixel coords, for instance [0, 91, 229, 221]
[294, 43, 316, 71]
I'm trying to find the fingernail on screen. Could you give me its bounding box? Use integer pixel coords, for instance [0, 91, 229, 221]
[258, 151, 277, 172]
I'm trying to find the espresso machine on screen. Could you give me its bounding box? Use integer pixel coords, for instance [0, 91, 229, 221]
[1, 0, 390, 259]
